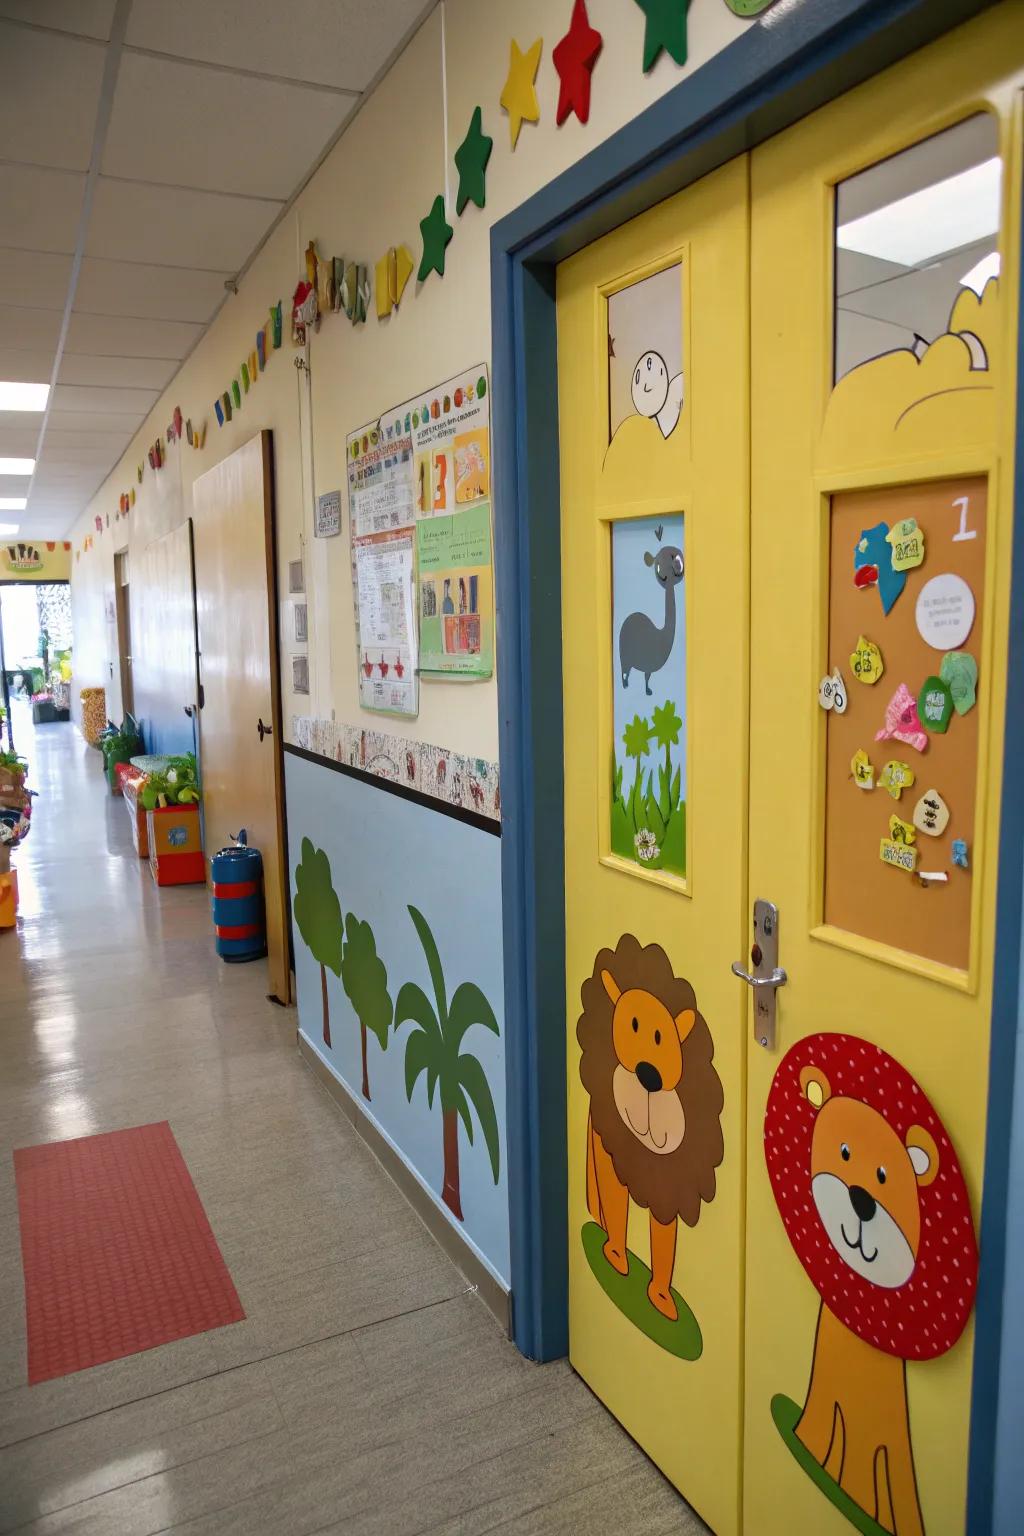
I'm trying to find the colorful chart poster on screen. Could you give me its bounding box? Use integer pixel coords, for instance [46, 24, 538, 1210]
[354, 531, 417, 714]
[404, 366, 490, 519]
[347, 422, 414, 539]
[347, 419, 418, 716]
[416, 502, 494, 677]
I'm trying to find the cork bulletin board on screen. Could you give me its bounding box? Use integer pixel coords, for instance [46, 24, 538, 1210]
[823, 477, 986, 970]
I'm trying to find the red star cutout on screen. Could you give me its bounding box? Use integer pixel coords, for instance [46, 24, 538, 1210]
[553, 0, 603, 127]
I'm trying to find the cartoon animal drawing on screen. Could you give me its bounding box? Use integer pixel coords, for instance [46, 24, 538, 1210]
[631, 350, 684, 439]
[619, 543, 684, 693]
[578, 935, 724, 1322]
[765, 1034, 978, 1536]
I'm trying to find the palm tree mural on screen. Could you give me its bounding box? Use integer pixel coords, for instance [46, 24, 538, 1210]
[340, 913, 392, 1100]
[293, 838, 342, 1048]
[394, 905, 500, 1220]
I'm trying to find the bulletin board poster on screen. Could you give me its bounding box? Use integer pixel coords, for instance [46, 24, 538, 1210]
[823, 476, 985, 971]
[403, 365, 490, 519]
[416, 502, 493, 677]
[347, 419, 418, 716]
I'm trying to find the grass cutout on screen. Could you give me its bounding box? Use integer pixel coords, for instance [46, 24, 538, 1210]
[581, 1221, 702, 1360]
[771, 1394, 892, 1536]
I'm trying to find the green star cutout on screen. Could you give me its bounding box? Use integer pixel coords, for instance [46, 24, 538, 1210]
[634, 0, 689, 73]
[454, 105, 493, 216]
[418, 194, 454, 282]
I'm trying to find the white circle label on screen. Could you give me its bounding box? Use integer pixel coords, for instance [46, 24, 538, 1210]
[915, 573, 975, 651]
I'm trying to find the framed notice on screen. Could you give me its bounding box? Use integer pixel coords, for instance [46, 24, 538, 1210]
[315, 489, 342, 538]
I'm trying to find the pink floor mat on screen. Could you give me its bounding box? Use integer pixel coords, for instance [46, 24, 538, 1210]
[14, 1120, 244, 1384]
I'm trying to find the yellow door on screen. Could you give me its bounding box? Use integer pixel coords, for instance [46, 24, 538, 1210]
[558, 7, 1021, 1535]
[192, 432, 290, 1004]
[558, 156, 750, 1536]
[745, 12, 1021, 1536]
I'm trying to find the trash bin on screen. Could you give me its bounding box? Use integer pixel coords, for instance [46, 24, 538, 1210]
[211, 833, 267, 962]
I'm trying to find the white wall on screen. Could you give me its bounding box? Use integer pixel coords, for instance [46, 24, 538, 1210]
[69, 0, 751, 755]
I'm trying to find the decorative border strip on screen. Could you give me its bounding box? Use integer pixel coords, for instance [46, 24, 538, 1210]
[290, 715, 500, 824]
[284, 742, 501, 837]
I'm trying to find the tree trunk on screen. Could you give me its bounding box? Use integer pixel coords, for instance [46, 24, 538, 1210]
[441, 1107, 463, 1219]
[360, 1021, 370, 1099]
[320, 962, 331, 1048]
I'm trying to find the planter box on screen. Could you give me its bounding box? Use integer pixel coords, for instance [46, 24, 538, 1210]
[122, 776, 149, 858]
[147, 802, 205, 887]
[32, 700, 56, 724]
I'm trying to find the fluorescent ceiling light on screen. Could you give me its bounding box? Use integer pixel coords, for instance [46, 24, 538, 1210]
[0, 382, 49, 412]
[960, 250, 1000, 295]
[0, 523, 20, 536]
[837, 156, 1002, 267]
[0, 499, 27, 512]
[0, 458, 35, 475]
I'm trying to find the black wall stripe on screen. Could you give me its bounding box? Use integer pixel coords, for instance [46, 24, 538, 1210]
[283, 741, 501, 837]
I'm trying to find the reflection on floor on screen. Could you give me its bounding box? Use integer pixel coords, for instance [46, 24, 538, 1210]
[0, 709, 703, 1534]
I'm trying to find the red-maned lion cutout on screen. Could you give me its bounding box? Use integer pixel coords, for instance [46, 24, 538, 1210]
[765, 1033, 978, 1536]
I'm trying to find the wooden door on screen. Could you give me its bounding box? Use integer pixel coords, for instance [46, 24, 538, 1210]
[192, 432, 288, 1004]
[743, 11, 1021, 1535]
[130, 522, 198, 752]
[114, 551, 134, 717]
[556, 157, 750, 1536]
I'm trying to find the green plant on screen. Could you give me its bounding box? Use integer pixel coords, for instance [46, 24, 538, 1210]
[293, 838, 343, 1048]
[395, 905, 500, 1220]
[0, 748, 27, 777]
[611, 703, 686, 876]
[140, 753, 200, 808]
[340, 913, 393, 1100]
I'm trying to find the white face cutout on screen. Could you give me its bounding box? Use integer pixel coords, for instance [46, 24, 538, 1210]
[811, 1171, 917, 1289]
[632, 351, 670, 418]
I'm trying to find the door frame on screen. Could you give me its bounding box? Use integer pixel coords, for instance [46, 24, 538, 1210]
[491, 0, 1020, 1527]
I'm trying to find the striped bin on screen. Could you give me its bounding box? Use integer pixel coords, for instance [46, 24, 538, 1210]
[211, 843, 266, 962]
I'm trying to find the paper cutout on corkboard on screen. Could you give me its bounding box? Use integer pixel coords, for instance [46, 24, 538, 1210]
[823, 478, 985, 969]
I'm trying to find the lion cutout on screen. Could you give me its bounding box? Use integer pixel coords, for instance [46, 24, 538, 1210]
[765, 1034, 979, 1536]
[578, 934, 724, 1329]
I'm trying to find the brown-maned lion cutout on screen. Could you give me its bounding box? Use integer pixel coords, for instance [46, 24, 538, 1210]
[578, 934, 724, 1322]
[766, 1036, 979, 1536]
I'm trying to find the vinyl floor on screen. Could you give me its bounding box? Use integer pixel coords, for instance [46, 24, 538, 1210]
[0, 708, 705, 1535]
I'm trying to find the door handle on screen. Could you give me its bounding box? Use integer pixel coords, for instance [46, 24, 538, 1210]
[732, 898, 784, 1051]
[731, 963, 787, 989]
[257, 717, 273, 742]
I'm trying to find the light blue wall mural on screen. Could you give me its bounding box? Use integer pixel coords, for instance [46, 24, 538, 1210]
[611, 512, 687, 877]
[285, 751, 510, 1287]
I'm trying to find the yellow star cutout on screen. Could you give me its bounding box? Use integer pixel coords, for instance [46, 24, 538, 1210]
[500, 37, 542, 150]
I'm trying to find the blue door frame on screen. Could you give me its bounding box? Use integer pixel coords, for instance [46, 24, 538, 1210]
[491, 0, 1020, 1529]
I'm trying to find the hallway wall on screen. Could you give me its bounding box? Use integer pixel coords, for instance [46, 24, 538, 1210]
[68, 0, 757, 1287]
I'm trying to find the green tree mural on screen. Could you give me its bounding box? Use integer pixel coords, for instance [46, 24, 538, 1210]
[340, 913, 393, 1101]
[293, 838, 342, 1048]
[395, 905, 500, 1221]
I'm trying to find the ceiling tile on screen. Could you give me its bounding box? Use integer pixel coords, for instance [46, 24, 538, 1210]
[0, 423, 40, 455]
[0, 23, 105, 172]
[86, 177, 283, 270]
[0, 473, 35, 497]
[75, 257, 229, 323]
[0, 164, 85, 254]
[0, 250, 74, 311]
[52, 382, 159, 416]
[65, 311, 202, 360]
[0, 2, 115, 40]
[0, 349, 58, 384]
[46, 409, 145, 436]
[0, 306, 63, 352]
[30, 430, 127, 453]
[58, 353, 179, 390]
[104, 52, 354, 200]
[125, 0, 428, 92]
